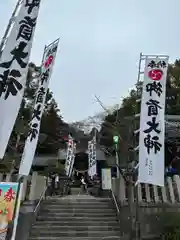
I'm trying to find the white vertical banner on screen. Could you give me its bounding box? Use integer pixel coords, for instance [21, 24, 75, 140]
[65, 136, 75, 177]
[88, 136, 97, 178]
[0, 0, 42, 159]
[70, 142, 76, 177]
[138, 57, 169, 186]
[101, 168, 112, 190]
[19, 39, 59, 176]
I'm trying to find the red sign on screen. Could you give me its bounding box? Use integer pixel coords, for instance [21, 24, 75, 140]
[148, 69, 163, 81]
[44, 55, 54, 68]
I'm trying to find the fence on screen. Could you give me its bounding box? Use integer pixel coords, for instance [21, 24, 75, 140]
[112, 174, 180, 239]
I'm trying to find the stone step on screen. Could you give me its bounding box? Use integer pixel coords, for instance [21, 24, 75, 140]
[44, 198, 111, 201]
[43, 200, 111, 205]
[42, 203, 113, 208]
[32, 225, 120, 231]
[43, 199, 111, 202]
[29, 237, 120, 240]
[71, 188, 81, 193]
[41, 208, 115, 213]
[34, 220, 119, 226]
[48, 196, 111, 200]
[28, 196, 120, 240]
[37, 216, 117, 221]
[42, 204, 113, 210]
[31, 230, 120, 237]
[39, 212, 116, 217]
[43, 198, 111, 203]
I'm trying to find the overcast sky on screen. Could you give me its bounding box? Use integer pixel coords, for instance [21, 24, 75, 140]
[0, 0, 180, 123]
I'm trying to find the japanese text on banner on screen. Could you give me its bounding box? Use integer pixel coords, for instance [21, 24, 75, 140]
[138, 57, 168, 186]
[19, 39, 59, 176]
[0, 0, 42, 159]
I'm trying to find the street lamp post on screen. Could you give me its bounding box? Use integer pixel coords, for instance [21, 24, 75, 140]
[113, 135, 119, 178]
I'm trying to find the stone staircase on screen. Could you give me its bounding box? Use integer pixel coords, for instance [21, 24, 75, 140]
[70, 187, 81, 195]
[28, 195, 120, 240]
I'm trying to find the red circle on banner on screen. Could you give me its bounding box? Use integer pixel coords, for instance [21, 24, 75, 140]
[148, 69, 163, 81]
[44, 55, 54, 68]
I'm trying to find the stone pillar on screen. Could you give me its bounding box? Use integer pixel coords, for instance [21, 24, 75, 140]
[29, 172, 38, 201]
[137, 184, 142, 202]
[119, 174, 126, 203]
[153, 185, 160, 203]
[111, 178, 116, 195]
[173, 175, 180, 202]
[29, 172, 46, 201]
[0, 173, 3, 182]
[145, 184, 151, 202]
[21, 176, 28, 201]
[5, 173, 11, 182]
[35, 175, 46, 199]
[167, 177, 175, 203]
[161, 186, 168, 203]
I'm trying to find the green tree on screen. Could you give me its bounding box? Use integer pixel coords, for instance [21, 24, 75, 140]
[38, 98, 66, 154]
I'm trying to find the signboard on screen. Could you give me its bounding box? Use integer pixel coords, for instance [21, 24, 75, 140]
[0, 182, 18, 240]
[101, 168, 112, 190]
[138, 57, 168, 186]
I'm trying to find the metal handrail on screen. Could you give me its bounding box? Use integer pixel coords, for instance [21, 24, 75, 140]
[111, 188, 120, 213]
[25, 186, 48, 240]
[33, 186, 48, 213]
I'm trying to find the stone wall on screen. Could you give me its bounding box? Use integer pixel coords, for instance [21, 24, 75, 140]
[111, 174, 180, 238]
